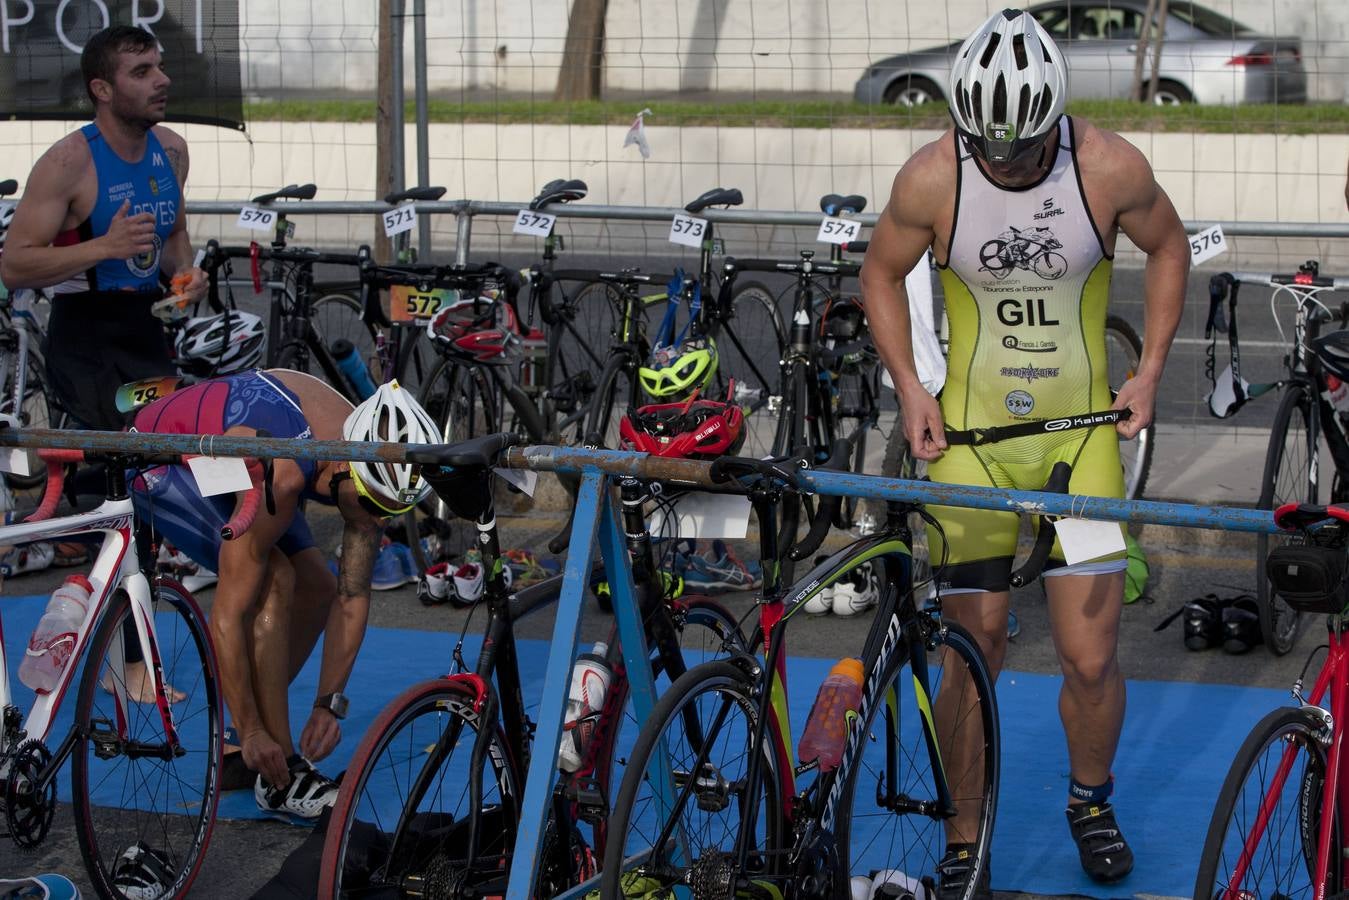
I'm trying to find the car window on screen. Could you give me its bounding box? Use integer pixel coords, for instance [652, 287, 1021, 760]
[1167, 1, 1255, 36]
[1081, 7, 1142, 41]
[1032, 7, 1070, 39]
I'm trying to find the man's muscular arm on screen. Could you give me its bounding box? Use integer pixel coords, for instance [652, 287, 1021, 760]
[0, 135, 157, 290]
[314, 489, 381, 702]
[156, 128, 206, 302]
[860, 139, 949, 461]
[1098, 130, 1190, 439]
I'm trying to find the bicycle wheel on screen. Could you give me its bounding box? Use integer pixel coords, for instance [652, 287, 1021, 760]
[835, 620, 998, 900]
[879, 423, 932, 595]
[319, 678, 519, 898]
[598, 660, 787, 900]
[832, 364, 880, 530]
[1195, 706, 1338, 898]
[716, 280, 784, 459]
[584, 351, 639, 449]
[408, 357, 502, 569]
[1032, 251, 1068, 280]
[546, 282, 623, 443]
[311, 291, 380, 389]
[1256, 384, 1318, 655]
[1104, 315, 1154, 501]
[4, 354, 59, 490]
[71, 581, 222, 900]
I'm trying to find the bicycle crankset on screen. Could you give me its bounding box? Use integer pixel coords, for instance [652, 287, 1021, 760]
[3, 738, 56, 849]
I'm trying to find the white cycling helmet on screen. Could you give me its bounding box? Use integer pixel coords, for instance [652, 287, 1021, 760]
[173, 310, 266, 378]
[948, 8, 1068, 164]
[342, 380, 439, 513]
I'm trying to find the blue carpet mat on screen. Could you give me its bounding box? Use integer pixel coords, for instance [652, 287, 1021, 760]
[1, 592, 1283, 898]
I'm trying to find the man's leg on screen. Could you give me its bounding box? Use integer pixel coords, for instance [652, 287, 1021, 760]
[283, 547, 336, 680]
[1045, 569, 1133, 882]
[248, 548, 298, 756]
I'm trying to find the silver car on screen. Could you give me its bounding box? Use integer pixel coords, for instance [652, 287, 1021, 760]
[853, 0, 1306, 106]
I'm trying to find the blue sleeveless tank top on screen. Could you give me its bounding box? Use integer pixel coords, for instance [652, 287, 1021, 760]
[72, 123, 180, 293]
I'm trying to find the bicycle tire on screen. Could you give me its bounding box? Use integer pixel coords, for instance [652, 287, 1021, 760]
[549, 282, 624, 442]
[408, 357, 503, 571]
[318, 677, 519, 898]
[878, 422, 933, 596]
[717, 280, 784, 459]
[311, 292, 380, 390]
[272, 340, 309, 375]
[832, 365, 879, 530]
[835, 619, 998, 900]
[598, 660, 787, 900]
[71, 580, 222, 900]
[5, 353, 59, 490]
[584, 350, 639, 449]
[1195, 706, 1338, 898]
[1104, 315, 1155, 501]
[1256, 383, 1317, 655]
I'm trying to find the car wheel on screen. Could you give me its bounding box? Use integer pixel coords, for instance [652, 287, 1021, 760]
[884, 76, 943, 107]
[1150, 79, 1194, 105]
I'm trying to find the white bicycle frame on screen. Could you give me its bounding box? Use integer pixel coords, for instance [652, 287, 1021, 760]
[0, 495, 177, 756]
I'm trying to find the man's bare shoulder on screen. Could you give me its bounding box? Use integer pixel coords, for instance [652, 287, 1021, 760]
[889, 129, 957, 222]
[1072, 118, 1151, 179]
[33, 131, 93, 181]
[151, 125, 187, 153]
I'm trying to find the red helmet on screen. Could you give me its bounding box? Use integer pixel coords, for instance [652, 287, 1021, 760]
[426, 297, 521, 364]
[620, 387, 745, 459]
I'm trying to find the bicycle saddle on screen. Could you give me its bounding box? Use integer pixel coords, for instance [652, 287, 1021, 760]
[685, 188, 743, 214]
[530, 179, 588, 210]
[408, 433, 522, 472]
[0, 179, 17, 197]
[385, 185, 447, 204]
[252, 183, 317, 204]
[819, 193, 867, 216]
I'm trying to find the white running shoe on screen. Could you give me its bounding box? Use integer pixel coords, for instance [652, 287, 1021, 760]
[254, 755, 338, 823]
[833, 562, 880, 617]
[0, 542, 55, 577]
[451, 561, 512, 608]
[803, 555, 834, 615]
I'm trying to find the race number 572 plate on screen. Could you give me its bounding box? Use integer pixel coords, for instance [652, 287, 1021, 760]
[669, 213, 707, 248]
[512, 210, 556, 237]
[1189, 223, 1227, 265]
[817, 216, 861, 245]
[383, 205, 417, 237]
[236, 206, 276, 232]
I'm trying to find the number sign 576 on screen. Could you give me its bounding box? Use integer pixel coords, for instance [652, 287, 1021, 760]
[1189, 223, 1227, 265]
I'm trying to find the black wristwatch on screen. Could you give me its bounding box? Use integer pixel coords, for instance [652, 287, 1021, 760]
[314, 692, 349, 720]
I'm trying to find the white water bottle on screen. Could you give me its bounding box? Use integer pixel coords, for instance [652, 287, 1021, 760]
[19, 574, 93, 694]
[557, 642, 612, 772]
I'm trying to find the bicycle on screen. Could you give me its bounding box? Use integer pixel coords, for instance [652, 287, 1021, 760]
[0, 439, 252, 898]
[1194, 500, 1349, 897]
[1206, 261, 1349, 654]
[318, 432, 750, 897]
[598, 454, 1079, 899]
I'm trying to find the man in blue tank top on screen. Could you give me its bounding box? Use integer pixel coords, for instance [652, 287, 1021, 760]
[0, 25, 207, 430]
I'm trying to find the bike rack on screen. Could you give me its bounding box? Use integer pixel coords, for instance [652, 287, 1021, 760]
[0, 429, 1289, 897]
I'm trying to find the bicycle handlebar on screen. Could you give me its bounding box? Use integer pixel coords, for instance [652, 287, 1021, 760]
[721, 256, 862, 277]
[27, 449, 267, 541]
[1007, 461, 1073, 588]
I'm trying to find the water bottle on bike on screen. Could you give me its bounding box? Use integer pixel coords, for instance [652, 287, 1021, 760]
[558, 642, 612, 772]
[19, 573, 92, 693]
[798, 657, 864, 772]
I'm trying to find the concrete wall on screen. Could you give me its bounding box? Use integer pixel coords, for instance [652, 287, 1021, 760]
[229, 0, 1349, 101]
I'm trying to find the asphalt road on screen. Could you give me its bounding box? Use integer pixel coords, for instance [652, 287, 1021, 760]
[0, 258, 1333, 897]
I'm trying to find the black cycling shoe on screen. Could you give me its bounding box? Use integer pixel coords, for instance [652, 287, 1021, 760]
[1066, 801, 1134, 882]
[1221, 594, 1263, 654]
[934, 843, 992, 900]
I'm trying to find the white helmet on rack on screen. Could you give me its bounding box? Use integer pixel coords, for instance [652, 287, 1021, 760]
[342, 380, 439, 513]
[173, 311, 266, 378]
[948, 8, 1068, 164]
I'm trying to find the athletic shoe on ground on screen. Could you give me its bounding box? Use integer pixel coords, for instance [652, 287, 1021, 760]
[0, 873, 81, 899]
[934, 843, 991, 900]
[0, 542, 54, 577]
[255, 755, 338, 823]
[182, 567, 218, 592]
[681, 540, 762, 594]
[111, 842, 173, 900]
[832, 562, 880, 617]
[505, 549, 551, 586]
[1007, 611, 1021, 640]
[1066, 801, 1134, 882]
[418, 561, 454, 605]
[451, 560, 512, 607]
[371, 542, 416, 591]
[803, 555, 834, 614]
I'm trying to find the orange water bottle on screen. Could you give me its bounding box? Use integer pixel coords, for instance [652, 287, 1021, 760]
[798, 657, 864, 772]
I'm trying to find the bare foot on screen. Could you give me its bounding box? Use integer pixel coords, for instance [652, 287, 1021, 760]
[101, 660, 187, 704]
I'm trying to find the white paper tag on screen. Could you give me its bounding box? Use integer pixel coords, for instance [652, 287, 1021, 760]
[0, 449, 30, 477]
[236, 205, 276, 232]
[382, 204, 417, 237]
[1189, 223, 1228, 265]
[512, 209, 556, 237]
[649, 492, 752, 540]
[187, 455, 253, 498]
[668, 213, 708, 248]
[816, 215, 862, 245]
[1053, 517, 1127, 567]
[494, 467, 538, 497]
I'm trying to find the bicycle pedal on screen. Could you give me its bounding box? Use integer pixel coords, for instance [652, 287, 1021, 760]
[567, 776, 607, 824]
[87, 717, 121, 760]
